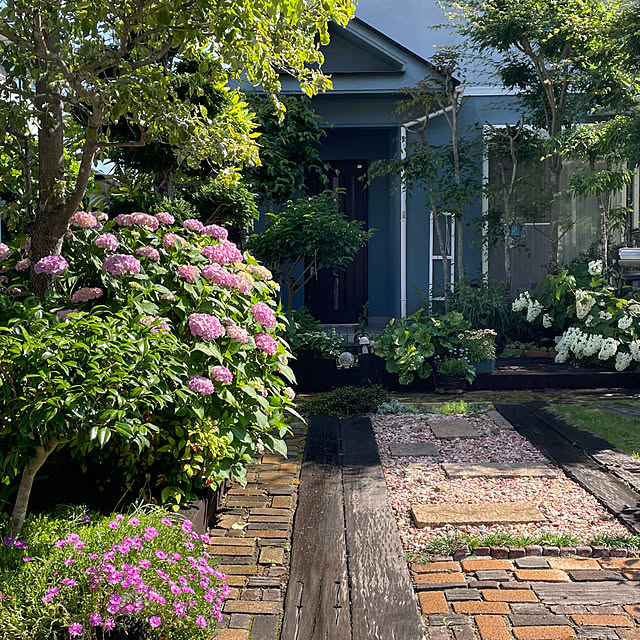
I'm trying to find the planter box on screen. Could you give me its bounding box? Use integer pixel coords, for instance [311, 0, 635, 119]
[472, 358, 495, 375]
[524, 350, 556, 358]
[434, 374, 468, 395]
[178, 485, 222, 535]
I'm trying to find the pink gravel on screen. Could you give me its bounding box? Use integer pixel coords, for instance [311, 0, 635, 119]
[372, 412, 629, 553]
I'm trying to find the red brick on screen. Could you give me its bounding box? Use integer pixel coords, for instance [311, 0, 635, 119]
[513, 626, 576, 639]
[548, 557, 599, 570]
[418, 591, 449, 614]
[218, 564, 259, 575]
[571, 614, 633, 627]
[514, 570, 569, 582]
[271, 496, 293, 509]
[600, 558, 640, 569]
[216, 631, 249, 640]
[411, 561, 461, 574]
[223, 600, 282, 614]
[259, 547, 285, 565]
[414, 572, 466, 585]
[452, 602, 510, 614]
[475, 615, 510, 640]
[482, 589, 538, 603]
[624, 605, 640, 617]
[461, 559, 513, 572]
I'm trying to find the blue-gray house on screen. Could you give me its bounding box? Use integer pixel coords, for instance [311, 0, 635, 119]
[276, 2, 628, 329]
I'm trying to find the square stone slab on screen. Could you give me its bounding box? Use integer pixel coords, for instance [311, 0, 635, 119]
[411, 503, 546, 528]
[442, 463, 556, 479]
[389, 442, 440, 457]
[429, 418, 481, 440]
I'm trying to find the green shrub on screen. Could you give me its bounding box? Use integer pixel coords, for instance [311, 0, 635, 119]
[282, 308, 344, 358]
[435, 357, 476, 382]
[0, 507, 228, 639]
[302, 386, 389, 417]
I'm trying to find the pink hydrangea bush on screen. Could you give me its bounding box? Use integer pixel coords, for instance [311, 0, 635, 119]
[0, 209, 294, 511]
[0, 509, 229, 640]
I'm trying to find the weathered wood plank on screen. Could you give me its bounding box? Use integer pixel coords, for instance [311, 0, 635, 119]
[281, 415, 351, 640]
[495, 403, 640, 534]
[341, 416, 424, 640]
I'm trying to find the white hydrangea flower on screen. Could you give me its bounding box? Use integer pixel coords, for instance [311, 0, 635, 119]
[554, 348, 569, 363]
[618, 315, 633, 331]
[512, 292, 531, 312]
[599, 311, 613, 321]
[575, 289, 596, 320]
[583, 334, 604, 357]
[585, 315, 594, 327]
[542, 314, 553, 329]
[526, 299, 544, 323]
[630, 340, 640, 362]
[588, 259, 603, 276]
[598, 337, 619, 360]
[615, 351, 633, 371]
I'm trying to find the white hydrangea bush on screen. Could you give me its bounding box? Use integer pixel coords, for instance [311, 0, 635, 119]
[512, 265, 640, 371]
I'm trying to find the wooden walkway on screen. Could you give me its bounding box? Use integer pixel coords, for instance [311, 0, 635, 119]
[281, 415, 423, 640]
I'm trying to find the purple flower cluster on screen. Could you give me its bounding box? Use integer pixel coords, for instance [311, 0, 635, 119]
[162, 233, 187, 250]
[138, 316, 171, 334]
[254, 333, 278, 355]
[178, 265, 200, 283]
[188, 313, 223, 341]
[102, 254, 141, 277]
[211, 366, 233, 384]
[115, 212, 160, 231]
[201, 241, 243, 265]
[154, 211, 175, 225]
[136, 246, 160, 262]
[0, 243, 12, 260]
[15, 258, 30, 271]
[201, 265, 251, 294]
[69, 211, 99, 229]
[71, 287, 103, 304]
[187, 375, 215, 396]
[202, 224, 228, 241]
[251, 303, 276, 328]
[183, 219, 204, 232]
[34, 255, 69, 276]
[94, 233, 120, 251]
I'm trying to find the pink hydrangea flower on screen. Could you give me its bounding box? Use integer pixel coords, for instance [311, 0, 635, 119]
[56, 309, 80, 320]
[71, 287, 103, 304]
[162, 233, 186, 250]
[154, 211, 175, 225]
[202, 264, 233, 286]
[251, 303, 277, 328]
[136, 246, 160, 262]
[202, 224, 228, 241]
[231, 273, 251, 294]
[94, 233, 120, 251]
[183, 219, 204, 232]
[187, 375, 215, 396]
[115, 214, 131, 225]
[95, 211, 108, 222]
[178, 265, 199, 283]
[130, 212, 159, 230]
[15, 258, 30, 271]
[69, 211, 98, 229]
[201, 241, 243, 264]
[188, 313, 223, 340]
[249, 264, 273, 280]
[34, 255, 68, 276]
[68, 623, 83, 636]
[254, 333, 278, 355]
[0, 243, 12, 260]
[225, 324, 249, 344]
[138, 316, 170, 333]
[102, 254, 141, 276]
[211, 366, 233, 384]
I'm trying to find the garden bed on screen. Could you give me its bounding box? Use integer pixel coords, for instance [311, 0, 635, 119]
[372, 410, 630, 555]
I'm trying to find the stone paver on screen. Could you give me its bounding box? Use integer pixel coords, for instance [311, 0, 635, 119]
[390, 442, 441, 457]
[429, 418, 482, 439]
[209, 420, 304, 640]
[412, 503, 546, 527]
[441, 463, 556, 479]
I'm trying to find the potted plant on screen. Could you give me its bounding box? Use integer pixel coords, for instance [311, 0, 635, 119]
[434, 355, 476, 394]
[462, 329, 497, 374]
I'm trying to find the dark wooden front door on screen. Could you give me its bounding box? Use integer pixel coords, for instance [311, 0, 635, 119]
[305, 160, 368, 324]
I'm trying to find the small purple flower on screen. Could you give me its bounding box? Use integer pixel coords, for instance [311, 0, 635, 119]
[161, 518, 172, 527]
[155, 549, 167, 560]
[103, 618, 116, 631]
[129, 517, 140, 526]
[68, 623, 83, 637]
[195, 615, 207, 628]
[107, 520, 120, 529]
[80, 515, 91, 522]
[107, 603, 120, 615]
[149, 616, 162, 628]
[22, 557, 32, 562]
[89, 613, 102, 627]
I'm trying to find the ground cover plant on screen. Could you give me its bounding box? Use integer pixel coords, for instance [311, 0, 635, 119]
[0, 213, 296, 531]
[0, 507, 228, 640]
[301, 386, 389, 417]
[547, 403, 640, 457]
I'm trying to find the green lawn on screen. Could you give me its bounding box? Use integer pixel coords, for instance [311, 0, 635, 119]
[548, 403, 640, 457]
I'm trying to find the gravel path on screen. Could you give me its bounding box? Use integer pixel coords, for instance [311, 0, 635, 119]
[372, 412, 629, 553]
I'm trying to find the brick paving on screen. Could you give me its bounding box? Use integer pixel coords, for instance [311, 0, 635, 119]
[413, 554, 640, 639]
[210, 420, 305, 640]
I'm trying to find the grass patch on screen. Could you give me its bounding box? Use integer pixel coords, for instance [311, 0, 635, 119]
[407, 531, 581, 563]
[547, 403, 640, 457]
[589, 534, 640, 549]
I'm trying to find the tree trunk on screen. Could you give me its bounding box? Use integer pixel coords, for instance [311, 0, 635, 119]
[11, 440, 62, 535]
[597, 190, 609, 280]
[504, 233, 512, 296]
[548, 158, 563, 274]
[429, 184, 450, 312]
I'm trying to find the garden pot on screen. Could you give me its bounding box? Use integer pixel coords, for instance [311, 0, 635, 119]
[472, 358, 495, 375]
[434, 374, 468, 395]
